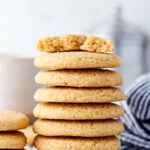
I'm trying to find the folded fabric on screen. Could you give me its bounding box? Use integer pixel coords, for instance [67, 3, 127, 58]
[118, 73, 150, 150]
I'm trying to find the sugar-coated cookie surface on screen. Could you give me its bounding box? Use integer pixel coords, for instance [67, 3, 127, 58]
[0, 110, 29, 131]
[35, 69, 123, 87]
[34, 87, 125, 103]
[0, 131, 26, 149]
[36, 34, 114, 53]
[33, 119, 124, 137]
[33, 103, 124, 120]
[34, 136, 120, 150]
[20, 125, 36, 145]
[34, 52, 121, 69]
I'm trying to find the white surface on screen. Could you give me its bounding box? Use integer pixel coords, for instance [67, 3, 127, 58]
[25, 145, 36, 150]
[0, 0, 150, 56]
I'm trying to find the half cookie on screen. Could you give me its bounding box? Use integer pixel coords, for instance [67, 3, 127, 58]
[36, 34, 114, 53]
[34, 52, 121, 69]
[33, 103, 124, 120]
[34, 136, 120, 150]
[0, 110, 29, 131]
[33, 119, 124, 137]
[20, 125, 37, 145]
[35, 69, 123, 87]
[34, 87, 125, 103]
[0, 131, 26, 149]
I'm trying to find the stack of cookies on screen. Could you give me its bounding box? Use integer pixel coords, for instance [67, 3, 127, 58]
[33, 35, 125, 150]
[0, 110, 29, 149]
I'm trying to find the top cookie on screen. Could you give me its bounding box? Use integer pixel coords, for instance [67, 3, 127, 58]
[0, 110, 29, 131]
[36, 34, 114, 53]
[34, 52, 121, 69]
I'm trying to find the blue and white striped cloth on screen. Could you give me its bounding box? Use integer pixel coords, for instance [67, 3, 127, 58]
[118, 73, 150, 150]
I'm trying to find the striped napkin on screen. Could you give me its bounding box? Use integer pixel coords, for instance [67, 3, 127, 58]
[118, 73, 150, 150]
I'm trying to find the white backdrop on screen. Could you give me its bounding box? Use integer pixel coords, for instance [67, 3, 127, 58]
[0, 0, 150, 56]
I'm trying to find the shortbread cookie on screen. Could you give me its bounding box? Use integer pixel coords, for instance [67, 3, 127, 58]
[36, 34, 114, 53]
[34, 52, 121, 69]
[34, 87, 125, 103]
[20, 125, 36, 145]
[0, 131, 26, 149]
[33, 103, 124, 120]
[33, 119, 124, 137]
[34, 136, 120, 150]
[0, 110, 29, 131]
[35, 69, 123, 87]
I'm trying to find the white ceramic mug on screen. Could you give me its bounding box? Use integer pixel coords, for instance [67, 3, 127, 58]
[0, 55, 39, 122]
